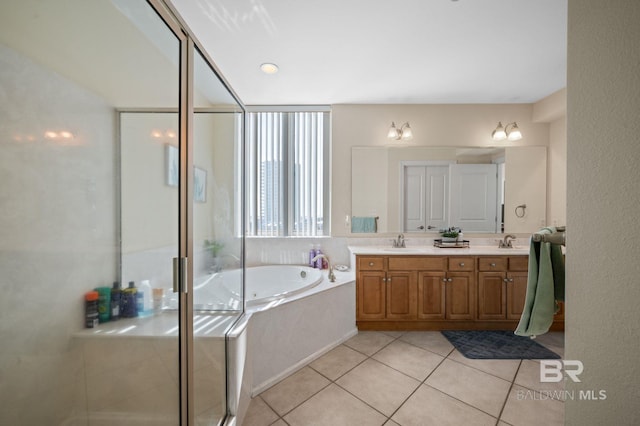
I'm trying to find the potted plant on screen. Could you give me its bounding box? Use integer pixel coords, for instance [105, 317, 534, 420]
[440, 227, 462, 242]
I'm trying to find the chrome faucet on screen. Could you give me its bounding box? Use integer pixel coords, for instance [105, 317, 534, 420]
[499, 234, 516, 248]
[311, 254, 336, 282]
[392, 234, 406, 248]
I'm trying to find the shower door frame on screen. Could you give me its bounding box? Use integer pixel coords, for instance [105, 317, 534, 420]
[146, 1, 247, 424]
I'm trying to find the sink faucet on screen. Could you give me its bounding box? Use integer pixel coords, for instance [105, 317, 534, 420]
[311, 254, 336, 282]
[392, 234, 406, 248]
[499, 234, 516, 248]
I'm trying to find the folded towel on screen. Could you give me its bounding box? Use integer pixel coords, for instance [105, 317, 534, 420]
[515, 227, 565, 337]
[351, 216, 377, 233]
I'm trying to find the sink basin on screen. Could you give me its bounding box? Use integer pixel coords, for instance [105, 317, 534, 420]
[498, 246, 525, 250]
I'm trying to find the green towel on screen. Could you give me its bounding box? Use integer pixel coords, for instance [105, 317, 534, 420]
[351, 216, 377, 233]
[515, 227, 565, 337]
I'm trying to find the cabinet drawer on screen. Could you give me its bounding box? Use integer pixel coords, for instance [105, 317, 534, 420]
[508, 256, 529, 271]
[388, 256, 447, 271]
[448, 257, 475, 271]
[358, 256, 385, 271]
[478, 257, 508, 271]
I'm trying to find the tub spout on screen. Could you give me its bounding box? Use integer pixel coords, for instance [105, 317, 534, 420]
[311, 254, 336, 282]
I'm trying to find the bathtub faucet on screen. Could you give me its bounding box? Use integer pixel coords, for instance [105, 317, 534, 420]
[311, 254, 336, 282]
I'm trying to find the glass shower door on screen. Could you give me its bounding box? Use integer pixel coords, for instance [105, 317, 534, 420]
[191, 46, 245, 424]
[0, 0, 183, 424]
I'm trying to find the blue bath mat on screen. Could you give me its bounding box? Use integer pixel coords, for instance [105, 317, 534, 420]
[441, 330, 560, 359]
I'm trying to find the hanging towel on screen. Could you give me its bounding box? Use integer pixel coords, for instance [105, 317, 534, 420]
[515, 227, 565, 337]
[351, 216, 377, 233]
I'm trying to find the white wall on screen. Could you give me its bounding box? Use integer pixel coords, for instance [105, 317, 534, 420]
[0, 43, 117, 424]
[566, 1, 640, 424]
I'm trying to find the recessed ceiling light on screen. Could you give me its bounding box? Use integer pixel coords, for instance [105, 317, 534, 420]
[260, 63, 279, 74]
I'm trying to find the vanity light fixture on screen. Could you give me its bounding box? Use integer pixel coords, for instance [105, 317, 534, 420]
[260, 63, 279, 74]
[387, 122, 413, 141]
[491, 121, 522, 141]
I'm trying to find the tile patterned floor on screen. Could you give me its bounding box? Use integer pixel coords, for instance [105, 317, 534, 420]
[243, 331, 565, 426]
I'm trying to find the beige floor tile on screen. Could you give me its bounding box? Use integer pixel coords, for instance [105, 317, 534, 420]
[242, 396, 279, 426]
[514, 360, 566, 394]
[447, 350, 521, 381]
[381, 330, 404, 338]
[532, 332, 565, 358]
[426, 359, 511, 417]
[391, 385, 497, 426]
[260, 367, 330, 416]
[500, 385, 564, 426]
[309, 344, 367, 380]
[336, 358, 420, 416]
[270, 420, 287, 426]
[284, 384, 387, 426]
[344, 331, 395, 356]
[384, 420, 401, 426]
[373, 340, 444, 380]
[399, 331, 454, 356]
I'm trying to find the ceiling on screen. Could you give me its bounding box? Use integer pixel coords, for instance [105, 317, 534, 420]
[170, 0, 567, 106]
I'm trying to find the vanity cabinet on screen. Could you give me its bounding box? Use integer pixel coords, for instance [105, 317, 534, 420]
[355, 253, 565, 331]
[477, 256, 528, 320]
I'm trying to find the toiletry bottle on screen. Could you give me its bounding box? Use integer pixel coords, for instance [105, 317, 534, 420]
[138, 279, 153, 317]
[110, 281, 121, 321]
[315, 246, 324, 269]
[85, 291, 99, 328]
[94, 286, 111, 323]
[308, 245, 316, 267]
[122, 281, 138, 318]
[152, 288, 164, 314]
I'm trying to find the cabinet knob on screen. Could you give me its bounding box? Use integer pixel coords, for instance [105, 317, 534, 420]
[459, 262, 465, 267]
[504, 278, 509, 282]
[382, 277, 386, 282]
[369, 262, 374, 266]
[448, 278, 453, 282]
[490, 263, 496, 267]
[388, 278, 391, 283]
[509, 278, 514, 282]
[442, 278, 447, 282]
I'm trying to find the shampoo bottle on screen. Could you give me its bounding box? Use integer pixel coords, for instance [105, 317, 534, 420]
[308, 245, 316, 267]
[315, 246, 324, 269]
[110, 281, 121, 321]
[122, 281, 138, 318]
[94, 286, 111, 323]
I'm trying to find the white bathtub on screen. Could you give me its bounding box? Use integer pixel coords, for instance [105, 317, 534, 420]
[192, 265, 324, 309]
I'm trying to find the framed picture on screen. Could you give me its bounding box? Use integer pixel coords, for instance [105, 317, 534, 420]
[165, 144, 178, 187]
[194, 166, 206, 202]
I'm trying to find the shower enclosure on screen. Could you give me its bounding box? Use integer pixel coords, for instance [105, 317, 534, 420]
[0, 0, 244, 424]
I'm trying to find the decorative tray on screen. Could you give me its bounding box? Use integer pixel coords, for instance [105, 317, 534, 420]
[433, 239, 470, 248]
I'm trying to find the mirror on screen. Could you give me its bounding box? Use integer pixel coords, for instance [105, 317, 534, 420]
[351, 146, 547, 234]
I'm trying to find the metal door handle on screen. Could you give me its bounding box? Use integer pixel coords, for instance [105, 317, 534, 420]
[417, 225, 425, 230]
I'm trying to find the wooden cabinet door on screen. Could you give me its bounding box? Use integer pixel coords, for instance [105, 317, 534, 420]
[506, 271, 528, 320]
[357, 271, 386, 320]
[417, 271, 446, 319]
[386, 271, 417, 320]
[477, 271, 507, 320]
[445, 272, 476, 320]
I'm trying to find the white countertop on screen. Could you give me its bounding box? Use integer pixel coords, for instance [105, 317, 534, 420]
[348, 245, 529, 256]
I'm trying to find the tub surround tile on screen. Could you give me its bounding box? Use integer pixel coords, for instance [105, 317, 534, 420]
[425, 359, 511, 417]
[391, 384, 497, 426]
[372, 340, 445, 381]
[343, 331, 395, 356]
[309, 344, 367, 381]
[260, 367, 330, 416]
[336, 358, 420, 417]
[399, 331, 455, 357]
[283, 384, 387, 426]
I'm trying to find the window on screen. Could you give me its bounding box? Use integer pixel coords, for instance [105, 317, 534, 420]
[247, 109, 330, 236]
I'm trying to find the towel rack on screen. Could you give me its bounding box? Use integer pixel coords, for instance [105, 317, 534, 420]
[532, 226, 566, 246]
